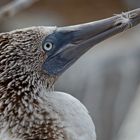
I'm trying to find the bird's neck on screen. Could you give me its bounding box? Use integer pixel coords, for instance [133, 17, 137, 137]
[0, 71, 64, 139]
[0, 70, 54, 112]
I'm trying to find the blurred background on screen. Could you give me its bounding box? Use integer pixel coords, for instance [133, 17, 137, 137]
[0, 0, 140, 140]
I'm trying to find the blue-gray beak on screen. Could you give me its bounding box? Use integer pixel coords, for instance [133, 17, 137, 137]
[43, 8, 140, 76]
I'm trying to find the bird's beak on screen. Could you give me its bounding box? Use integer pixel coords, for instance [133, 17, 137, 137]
[44, 8, 140, 75]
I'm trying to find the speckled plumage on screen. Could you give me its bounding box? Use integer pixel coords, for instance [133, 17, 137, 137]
[0, 27, 65, 140]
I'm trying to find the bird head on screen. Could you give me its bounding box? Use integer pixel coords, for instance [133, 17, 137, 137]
[1, 9, 140, 88]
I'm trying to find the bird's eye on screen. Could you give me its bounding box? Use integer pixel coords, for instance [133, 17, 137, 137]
[43, 42, 53, 51]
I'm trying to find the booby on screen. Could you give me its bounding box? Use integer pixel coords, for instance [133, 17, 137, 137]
[0, 8, 140, 140]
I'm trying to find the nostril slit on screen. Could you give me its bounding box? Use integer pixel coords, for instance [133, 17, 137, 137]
[116, 22, 122, 26]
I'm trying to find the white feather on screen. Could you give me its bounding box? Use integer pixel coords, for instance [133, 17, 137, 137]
[45, 91, 96, 140]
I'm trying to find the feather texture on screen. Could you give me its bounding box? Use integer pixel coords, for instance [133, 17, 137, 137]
[0, 27, 96, 140]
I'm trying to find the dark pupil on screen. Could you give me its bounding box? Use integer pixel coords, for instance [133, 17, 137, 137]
[46, 43, 51, 48]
